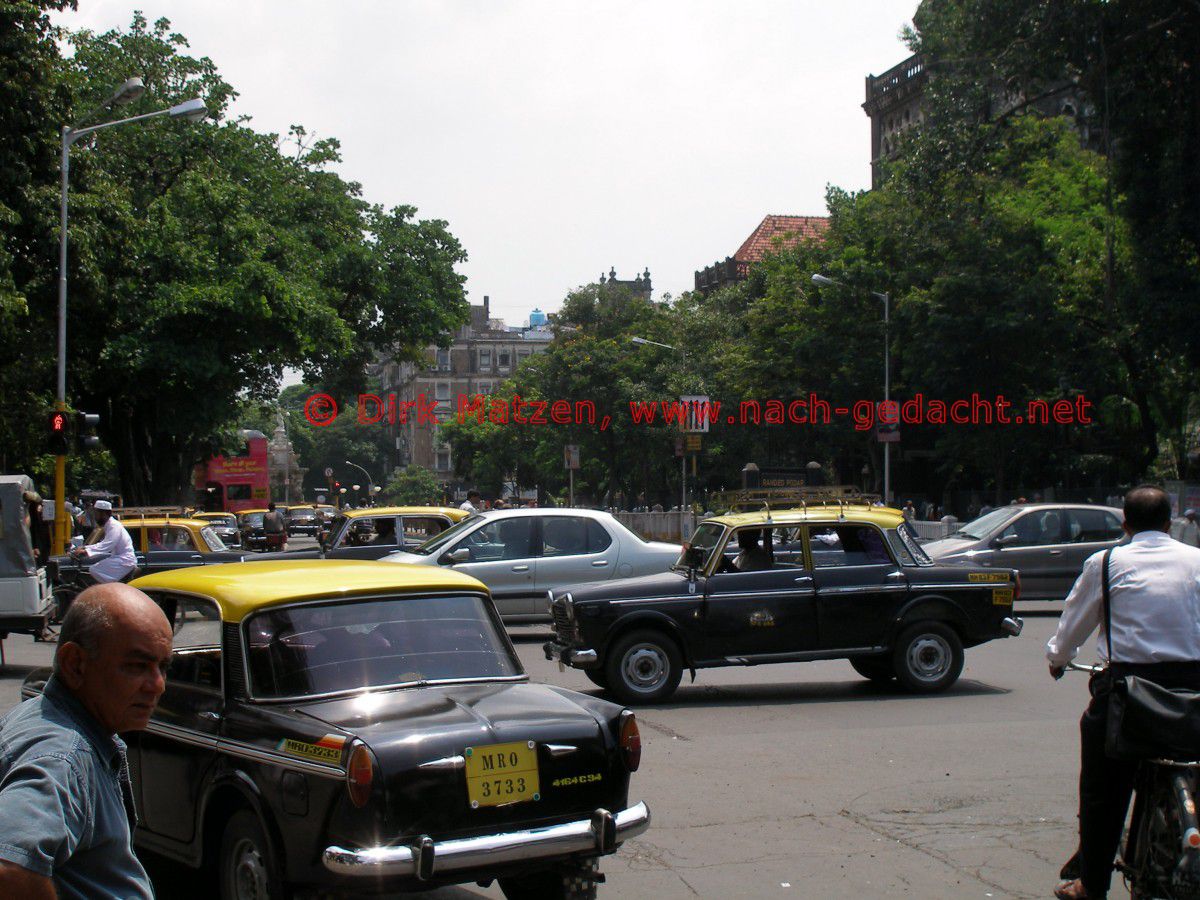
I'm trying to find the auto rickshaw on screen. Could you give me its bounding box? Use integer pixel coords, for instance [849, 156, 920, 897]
[0, 474, 55, 651]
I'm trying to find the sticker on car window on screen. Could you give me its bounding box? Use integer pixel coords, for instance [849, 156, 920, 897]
[969, 572, 1010, 583]
[277, 734, 347, 763]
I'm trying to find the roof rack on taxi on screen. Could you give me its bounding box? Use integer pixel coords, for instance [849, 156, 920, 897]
[711, 486, 883, 514]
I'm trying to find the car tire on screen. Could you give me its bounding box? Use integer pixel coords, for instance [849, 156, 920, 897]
[604, 629, 683, 705]
[891, 622, 964, 693]
[500, 858, 600, 900]
[219, 809, 289, 900]
[850, 656, 895, 682]
[583, 669, 609, 689]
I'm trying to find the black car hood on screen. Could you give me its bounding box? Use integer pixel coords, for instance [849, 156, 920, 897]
[564, 569, 689, 603]
[291, 680, 611, 767]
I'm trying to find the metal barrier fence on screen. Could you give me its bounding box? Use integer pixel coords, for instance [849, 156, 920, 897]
[909, 520, 956, 542]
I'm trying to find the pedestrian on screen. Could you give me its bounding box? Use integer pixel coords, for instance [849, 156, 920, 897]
[1170, 508, 1200, 548]
[262, 501, 288, 551]
[460, 490, 482, 514]
[525, 498, 537, 508]
[0, 583, 172, 898]
[901, 500, 916, 521]
[492, 497, 507, 510]
[1047, 485, 1200, 899]
[68, 500, 136, 584]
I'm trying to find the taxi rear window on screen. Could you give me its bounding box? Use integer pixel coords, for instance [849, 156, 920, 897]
[244, 595, 522, 698]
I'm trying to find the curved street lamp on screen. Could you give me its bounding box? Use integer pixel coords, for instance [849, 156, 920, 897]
[52, 79, 208, 553]
[811, 273, 893, 505]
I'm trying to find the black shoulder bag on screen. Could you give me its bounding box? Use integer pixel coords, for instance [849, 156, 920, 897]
[1101, 548, 1200, 760]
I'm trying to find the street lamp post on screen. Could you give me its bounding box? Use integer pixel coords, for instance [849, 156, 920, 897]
[811, 273, 893, 505]
[52, 81, 207, 553]
[344, 460, 376, 505]
[629, 336, 692, 541]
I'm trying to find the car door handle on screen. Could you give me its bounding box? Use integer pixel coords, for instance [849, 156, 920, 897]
[198, 711, 221, 722]
[591, 560, 609, 567]
[1048, 550, 1063, 556]
[886, 571, 906, 579]
[190, 554, 203, 561]
[794, 576, 813, 585]
[511, 565, 530, 572]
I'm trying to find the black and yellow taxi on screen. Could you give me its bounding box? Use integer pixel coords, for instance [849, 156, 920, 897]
[279, 506, 470, 560]
[546, 503, 1024, 703]
[26, 560, 649, 898]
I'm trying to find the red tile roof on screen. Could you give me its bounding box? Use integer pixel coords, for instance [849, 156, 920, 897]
[735, 215, 829, 265]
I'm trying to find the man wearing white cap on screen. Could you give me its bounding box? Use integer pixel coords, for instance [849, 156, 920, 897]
[69, 501, 136, 583]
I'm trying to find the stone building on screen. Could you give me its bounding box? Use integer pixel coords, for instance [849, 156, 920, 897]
[373, 296, 555, 485]
[694, 215, 829, 293]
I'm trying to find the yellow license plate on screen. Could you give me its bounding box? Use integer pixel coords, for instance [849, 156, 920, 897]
[464, 741, 540, 808]
[993, 587, 1015, 605]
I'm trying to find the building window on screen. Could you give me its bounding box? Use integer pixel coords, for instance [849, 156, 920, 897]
[435, 382, 451, 401]
[436, 450, 451, 471]
[436, 349, 450, 372]
[498, 350, 511, 371]
[477, 381, 492, 394]
[479, 348, 492, 371]
[517, 348, 531, 363]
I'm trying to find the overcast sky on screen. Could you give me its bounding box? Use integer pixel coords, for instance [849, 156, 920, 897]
[55, 1, 917, 326]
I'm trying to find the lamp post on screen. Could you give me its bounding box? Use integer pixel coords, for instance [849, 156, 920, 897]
[344, 460, 376, 504]
[811, 273, 893, 505]
[629, 336, 692, 541]
[52, 81, 208, 554]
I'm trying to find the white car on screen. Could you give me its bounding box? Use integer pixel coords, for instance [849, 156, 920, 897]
[385, 508, 680, 622]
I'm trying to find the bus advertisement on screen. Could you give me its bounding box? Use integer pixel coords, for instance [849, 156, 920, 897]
[194, 429, 270, 513]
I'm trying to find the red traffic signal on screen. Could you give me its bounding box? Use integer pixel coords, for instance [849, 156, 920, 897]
[48, 411, 69, 454]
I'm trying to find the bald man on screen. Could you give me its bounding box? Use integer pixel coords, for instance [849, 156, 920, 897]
[0, 583, 172, 899]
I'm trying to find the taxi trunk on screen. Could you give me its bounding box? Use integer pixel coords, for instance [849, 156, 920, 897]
[297, 681, 630, 843]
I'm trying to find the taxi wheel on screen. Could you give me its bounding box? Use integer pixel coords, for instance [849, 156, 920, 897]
[892, 622, 964, 693]
[604, 629, 683, 705]
[850, 656, 895, 682]
[219, 809, 289, 900]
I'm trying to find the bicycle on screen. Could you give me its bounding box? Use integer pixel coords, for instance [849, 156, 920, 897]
[1065, 662, 1200, 899]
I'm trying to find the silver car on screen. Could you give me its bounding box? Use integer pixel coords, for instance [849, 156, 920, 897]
[924, 503, 1125, 600]
[384, 508, 680, 622]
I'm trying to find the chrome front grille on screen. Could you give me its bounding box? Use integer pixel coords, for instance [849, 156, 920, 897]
[551, 599, 575, 644]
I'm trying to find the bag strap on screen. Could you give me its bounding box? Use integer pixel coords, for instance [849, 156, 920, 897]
[1101, 547, 1114, 663]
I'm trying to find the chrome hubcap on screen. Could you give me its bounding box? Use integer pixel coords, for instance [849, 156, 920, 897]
[907, 634, 951, 682]
[622, 644, 669, 693]
[231, 839, 269, 900]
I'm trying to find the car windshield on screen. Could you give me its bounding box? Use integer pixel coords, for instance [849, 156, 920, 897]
[410, 514, 485, 555]
[289, 509, 316, 520]
[675, 521, 726, 569]
[244, 594, 523, 699]
[200, 526, 227, 551]
[952, 507, 1018, 540]
[242, 512, 264, 527]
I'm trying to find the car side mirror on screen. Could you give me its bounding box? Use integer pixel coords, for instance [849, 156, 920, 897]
[682, 545, 705, 573]
[443, 547, 471, 564]
[993, 533, 1020, 548]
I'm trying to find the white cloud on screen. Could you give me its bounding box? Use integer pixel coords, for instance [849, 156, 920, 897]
[55, 0, 916, 325]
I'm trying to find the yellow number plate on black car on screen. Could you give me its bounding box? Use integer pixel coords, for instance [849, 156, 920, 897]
[464, 741, 540, 808]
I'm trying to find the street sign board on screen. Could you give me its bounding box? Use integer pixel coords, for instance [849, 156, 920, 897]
[685, 434, 702, 453]
[324, 466, 334, 477]
[564, 444, 580, 470]
[680, 395, 711, 433]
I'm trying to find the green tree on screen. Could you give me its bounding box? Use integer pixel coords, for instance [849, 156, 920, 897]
[50, 15, 467, 503]
[382, 466, 442, 506]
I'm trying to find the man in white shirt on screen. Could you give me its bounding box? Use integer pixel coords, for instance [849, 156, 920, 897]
[1047, 485, 1200, 899]
[1171, 508, 1200, 547]
[459, 490, 481, 514]
[69, 501, 136, 584]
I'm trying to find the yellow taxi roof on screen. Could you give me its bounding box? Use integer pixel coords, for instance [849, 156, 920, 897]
[192, 511, 235, 519]
[118, 517, 213, 529]
[237, 508, 269, 515]
[707, 504, 906, 529]
[338, 506, 468, 521]
[131, 560, 488, 623]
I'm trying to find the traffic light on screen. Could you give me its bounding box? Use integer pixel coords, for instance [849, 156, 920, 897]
[48, 410, 69, 454]
[75, 412, 101, 451]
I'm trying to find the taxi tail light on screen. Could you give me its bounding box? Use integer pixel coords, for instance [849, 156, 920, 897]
[619, 710, 641, 772]
[346, 741, 376, 808]
[1014, 571, 1021, 602]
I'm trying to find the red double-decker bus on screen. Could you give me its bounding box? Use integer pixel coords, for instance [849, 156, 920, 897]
[194, 429, 270, 513]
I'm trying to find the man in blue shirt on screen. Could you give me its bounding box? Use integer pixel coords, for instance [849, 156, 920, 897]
[0, 582, 173, 898]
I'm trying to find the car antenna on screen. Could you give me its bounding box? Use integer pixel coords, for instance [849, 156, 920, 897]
[762, 501, 773, 524]
[838, 500, 845, 521]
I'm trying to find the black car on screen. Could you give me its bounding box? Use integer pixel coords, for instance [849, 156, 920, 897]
[192, 512, 243, 550]
[26, 560, 649, 898]
[545, 505, 1024, 703]
[284, 505, 320, 536]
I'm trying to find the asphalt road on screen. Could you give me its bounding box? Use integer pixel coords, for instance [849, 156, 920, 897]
[0, 607, 1123, 899]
